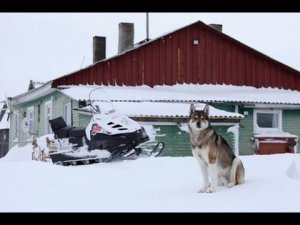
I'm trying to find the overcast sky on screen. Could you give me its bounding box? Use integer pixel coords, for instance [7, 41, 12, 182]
[1, 13, 300, 99]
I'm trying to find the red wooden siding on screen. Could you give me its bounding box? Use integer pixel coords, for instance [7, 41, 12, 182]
[52, 21, 300, 91]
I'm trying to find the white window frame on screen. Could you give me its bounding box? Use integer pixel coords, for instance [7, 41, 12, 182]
[45, 100, 52, 134]
[27, 106, 34, 135]
[63, 100, 72, 126]
[13, 111, 20, 141]
[253, 109, 282, 134]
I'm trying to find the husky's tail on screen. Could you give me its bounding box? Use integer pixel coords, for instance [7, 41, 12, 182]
[230, 157, 245, 185]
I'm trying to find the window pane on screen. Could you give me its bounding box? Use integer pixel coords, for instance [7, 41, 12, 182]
[272, 114, 279, 128]
[64, 102, 71, 125]
[257, 113, 278, 128]
[45, 102, 52, 134]
[14, 113, 19, 138]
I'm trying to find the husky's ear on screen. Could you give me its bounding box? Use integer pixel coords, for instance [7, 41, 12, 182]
[189, 104, 196, 116]
[203, 104, 209, 116]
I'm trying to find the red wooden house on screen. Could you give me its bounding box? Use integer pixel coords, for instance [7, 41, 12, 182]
[52, 21, 300, 91]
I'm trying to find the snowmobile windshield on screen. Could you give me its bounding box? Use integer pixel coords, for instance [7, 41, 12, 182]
[92, 101, 116, 115]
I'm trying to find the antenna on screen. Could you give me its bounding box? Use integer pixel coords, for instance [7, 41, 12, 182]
[146, 12, 149, 41]
[80, 56, 85, 69]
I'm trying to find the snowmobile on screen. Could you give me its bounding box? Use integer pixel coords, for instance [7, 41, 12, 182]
[48, 89, 164, 166]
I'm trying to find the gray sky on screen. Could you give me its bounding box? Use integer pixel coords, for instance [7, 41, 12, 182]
[1, 13, 300, 99]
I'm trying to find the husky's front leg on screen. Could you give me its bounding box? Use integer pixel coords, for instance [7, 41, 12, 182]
[198, 159, 210, 193]
[206, 163, 218, 193]
[193, 150, 209, 192]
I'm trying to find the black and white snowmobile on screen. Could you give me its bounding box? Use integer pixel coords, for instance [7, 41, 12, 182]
[48, 92, 164, 166]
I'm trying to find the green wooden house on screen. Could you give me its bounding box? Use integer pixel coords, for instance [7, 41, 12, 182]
[8, 83, 300, 156]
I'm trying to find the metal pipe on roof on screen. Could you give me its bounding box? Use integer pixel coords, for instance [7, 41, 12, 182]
[146, 13, 149, 41]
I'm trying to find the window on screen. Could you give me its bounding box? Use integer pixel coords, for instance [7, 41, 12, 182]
[64, 101, 72, 126]
[45, 101, 52, 134]
[27, 106, 34, 135]
[78, 100, 87, 108]
[254, 109, 282, 133]
[13, 111, 19, 140]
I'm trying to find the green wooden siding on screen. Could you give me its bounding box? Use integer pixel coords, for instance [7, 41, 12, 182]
[9, 91, 72, 148]
[9, 94, 54, 147]
[51, 92, 71, 119]
[78, 114, 92, 127]
[282, 109, 300, 153]
[214, 125, 235, 151]
[154, 124, 235, 157]
[210, 103, 235, 113]
[154, 125, 191, 157]
[239, 108, 255, 155]
[72, 101, 80, 127]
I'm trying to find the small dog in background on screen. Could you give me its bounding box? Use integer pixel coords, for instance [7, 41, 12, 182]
[46, 137, 58, 154]
[188, 104, 245, 193]
[32, 136, 46, 161]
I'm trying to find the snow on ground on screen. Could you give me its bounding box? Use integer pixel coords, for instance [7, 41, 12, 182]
[1, 141, 300, 212]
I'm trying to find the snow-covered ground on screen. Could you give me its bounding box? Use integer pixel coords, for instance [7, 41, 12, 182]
[1, 141, 300, 212]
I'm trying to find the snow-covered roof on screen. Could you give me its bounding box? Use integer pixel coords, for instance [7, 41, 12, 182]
[11, 81, 54, 106]
[0, 101, 9, 129]
[31, 81, 46, 89]
[87, 102, 243, 119]
[59, 85, 244, 119]
[59, 84, 300, 105]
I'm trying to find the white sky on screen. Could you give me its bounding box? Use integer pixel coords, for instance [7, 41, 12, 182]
[1, 13, 300, 98]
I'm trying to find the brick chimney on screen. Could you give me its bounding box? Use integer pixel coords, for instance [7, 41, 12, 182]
[209, 24, 223, 32]
[93, 36, 106, 63]
[118, 22, 134, 53]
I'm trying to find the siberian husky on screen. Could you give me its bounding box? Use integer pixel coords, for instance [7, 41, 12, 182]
[188, 104, 245, 193]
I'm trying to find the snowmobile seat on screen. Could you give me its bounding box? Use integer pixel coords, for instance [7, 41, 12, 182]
[67, 127, 86, 137]
[49, 117, 72, 138]
[56, 126, 75, 138]
[49, 117, 86, 139]
[49, 116, 68, 132]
